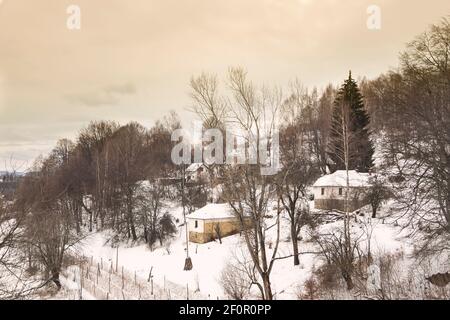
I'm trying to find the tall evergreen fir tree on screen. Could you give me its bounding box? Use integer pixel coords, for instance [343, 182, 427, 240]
[328, 72, 374, 172]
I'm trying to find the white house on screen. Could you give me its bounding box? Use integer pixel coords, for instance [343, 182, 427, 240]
[312, 170, 371, 212]
[187, 203, 251, 243]
[185, 163, 208, 183]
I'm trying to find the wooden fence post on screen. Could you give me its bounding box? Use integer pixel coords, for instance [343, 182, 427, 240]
[116, 247, 119, 273]
[122, 266, 124, 289]
[108, 272, 111, 293]
[147, 267, 153, 282]
[80, 265, 83, 300]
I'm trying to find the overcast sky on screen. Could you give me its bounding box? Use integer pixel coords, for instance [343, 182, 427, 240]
[0, 0, 449, 171]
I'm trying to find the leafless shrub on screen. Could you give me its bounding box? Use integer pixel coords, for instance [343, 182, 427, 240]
[376, 252, 450, 300]
[314, 228, 364, 291]
[297, 275, 320, 300]
[305, 263, 352, 300]
[315, 263, 341, 294]
[363, 175, 391, 219]
[219, 260, 251, 300]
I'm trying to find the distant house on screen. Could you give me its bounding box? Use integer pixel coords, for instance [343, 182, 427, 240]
[312, 170, 371, 212]
[0, 172, 22, 199]
[187, 203, 251, 244]
[185, 163, 208, 183]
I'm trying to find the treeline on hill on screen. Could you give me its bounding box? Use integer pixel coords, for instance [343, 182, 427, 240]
[361, 18, 450, 256]
[7, 115, 185, 290]
[0, 18, 448, 298]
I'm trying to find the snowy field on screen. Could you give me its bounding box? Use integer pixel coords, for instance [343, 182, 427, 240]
[65, 200, 424, 300]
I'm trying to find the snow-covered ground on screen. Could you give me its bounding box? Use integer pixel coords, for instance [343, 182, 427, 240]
[68, 200, 419, 300]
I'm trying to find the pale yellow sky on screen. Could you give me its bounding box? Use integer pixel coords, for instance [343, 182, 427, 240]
[0, 0, 449, 170]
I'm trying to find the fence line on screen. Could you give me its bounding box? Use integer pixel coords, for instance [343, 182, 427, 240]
[62, 254, 206, 300]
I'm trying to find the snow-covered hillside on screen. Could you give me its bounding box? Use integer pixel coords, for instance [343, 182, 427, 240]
[62, 198, 448, 300]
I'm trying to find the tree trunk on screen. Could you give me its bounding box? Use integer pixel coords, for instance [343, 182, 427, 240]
[130, 217, 137, 241]
[127, 192, 137, 241]
[75, 209, 81, 234]
[343, 273, 354, 291]
[52, 270, 62, 290]
[262, 273, 273, 300]
[291, 225, 300, 266]
[89, 211, 93, 232]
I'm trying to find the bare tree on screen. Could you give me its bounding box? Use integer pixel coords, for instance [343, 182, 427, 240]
[137, 182, 164, 249]
[219, 67, 282, 300]
[190, 72, 228, 129]
[190, 67, 283, 299]
[219, 256, 252, 300]
[278, 84, 320, 265]
[107, 122, 148, 241]
[321, 88, 362, 290]
[0, 197, 27, 298]
[364, 175, 390, 218]
[315, 228, 364, 291]
[17, 146, 82, 290]
[77, 121, 119, 231]
[213, 223, 222, 244]
[379, 18, 450, 257]
[137, 182, 176, 250]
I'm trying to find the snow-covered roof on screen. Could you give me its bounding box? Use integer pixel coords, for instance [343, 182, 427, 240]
[187, 203, 236, 220]
[186, 163, 205, 172]
[313, 170, 371, 188]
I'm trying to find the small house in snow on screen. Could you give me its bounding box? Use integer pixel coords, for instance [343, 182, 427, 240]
[313, 170, 371, 212]
[187, 203, 251, 244]
[185, 163, 208, 183]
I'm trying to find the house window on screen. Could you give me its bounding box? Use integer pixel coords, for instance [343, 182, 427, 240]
[321, 188, 325, 196]
[339, 188, 343, 196]
[195, 220, 198, 228]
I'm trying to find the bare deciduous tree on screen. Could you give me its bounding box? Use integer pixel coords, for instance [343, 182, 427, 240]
[364, 175, 390, 218]
[278, 84, 320, 265]
[221, 67, 282, 300]
[219, 257, 252, 300]
[315, 228, 364, 290]
[378, 18, 450, 257]
[17, 145, 82, 290]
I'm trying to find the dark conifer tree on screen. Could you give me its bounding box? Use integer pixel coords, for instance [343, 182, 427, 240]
[328, 72, 374, 172]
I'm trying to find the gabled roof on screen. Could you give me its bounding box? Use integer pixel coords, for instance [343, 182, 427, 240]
[313, 170, 371, 188]
[187, 203, 236, 220]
